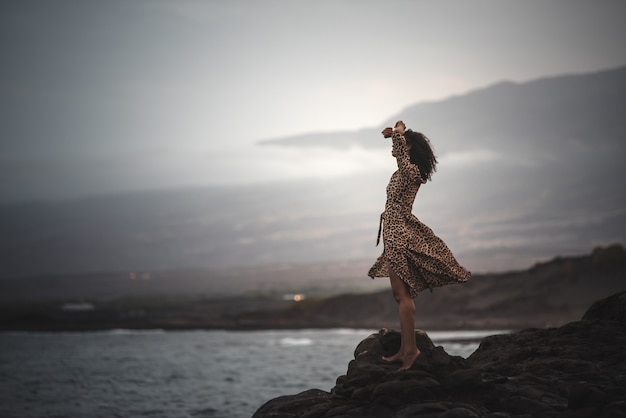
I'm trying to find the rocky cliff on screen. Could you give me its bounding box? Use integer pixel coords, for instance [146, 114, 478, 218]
[253, 291, 626, 417]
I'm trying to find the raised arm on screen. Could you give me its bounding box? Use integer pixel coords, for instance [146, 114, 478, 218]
[391, 133, 425, 184]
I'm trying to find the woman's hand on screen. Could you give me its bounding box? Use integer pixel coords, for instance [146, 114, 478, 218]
[381, 127, 394, 138]
[393, 120, 406, 134]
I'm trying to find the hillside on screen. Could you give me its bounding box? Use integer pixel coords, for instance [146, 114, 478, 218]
[1, 245, 624, 331]
[235, 244, 626, 330]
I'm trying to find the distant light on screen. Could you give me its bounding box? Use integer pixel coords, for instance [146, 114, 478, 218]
[129, 272, 137, 280]
[282, 293, 306, 302]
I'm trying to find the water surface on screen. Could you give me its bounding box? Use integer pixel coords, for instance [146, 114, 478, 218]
[0, 329, 505, 418]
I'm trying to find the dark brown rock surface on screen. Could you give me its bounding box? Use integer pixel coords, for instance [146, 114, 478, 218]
[253, 291, 626, 418]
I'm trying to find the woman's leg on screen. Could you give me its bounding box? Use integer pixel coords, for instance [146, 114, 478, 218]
[383, 268, 421, 370]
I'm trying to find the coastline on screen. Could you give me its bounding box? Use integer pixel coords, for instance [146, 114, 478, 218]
[1, 246, 624, 333]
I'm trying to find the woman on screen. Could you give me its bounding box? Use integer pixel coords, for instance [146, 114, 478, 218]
[368, 120, 471, 370]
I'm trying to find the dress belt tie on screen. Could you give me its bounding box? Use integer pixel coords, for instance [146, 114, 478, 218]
[376, 212, 384, 246]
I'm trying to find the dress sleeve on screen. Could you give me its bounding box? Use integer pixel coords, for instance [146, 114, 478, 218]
[391, 132, 425, 184]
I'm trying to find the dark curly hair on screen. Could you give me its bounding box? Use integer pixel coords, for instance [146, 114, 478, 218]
[404, 129, 437, 182]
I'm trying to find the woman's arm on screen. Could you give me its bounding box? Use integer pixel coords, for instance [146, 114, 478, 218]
[382, 120, 425, 183]
[391, 132, 425, 184]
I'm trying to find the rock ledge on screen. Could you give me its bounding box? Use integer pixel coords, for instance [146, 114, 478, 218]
[253, 291, 626, 417]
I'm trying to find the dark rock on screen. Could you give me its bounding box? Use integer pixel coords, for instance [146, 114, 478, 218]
[395, 402, 448, 418]
[582, 291, 626, 322]
[444, 368, 483, 393]
[602, 401, 626, 418]
[252, 389, 330, 418]
[438, 407, 481, 418]
[253, 291, 626, 417]
[567, 382, 607, 409]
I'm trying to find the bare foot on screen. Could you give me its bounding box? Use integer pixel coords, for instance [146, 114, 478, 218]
[381, 351, 403, 363]
[398, 349, 421, 371]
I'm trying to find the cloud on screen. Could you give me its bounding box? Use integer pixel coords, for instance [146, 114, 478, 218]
[438, 149, 504, 167]
[2, 0, 626, 204]
[226, 145, 395, 183]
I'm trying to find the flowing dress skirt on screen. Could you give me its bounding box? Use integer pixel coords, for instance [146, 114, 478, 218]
[368, 211, 471, 298]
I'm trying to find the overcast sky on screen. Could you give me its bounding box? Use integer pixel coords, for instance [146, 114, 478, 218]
[2, 0, 626, 200]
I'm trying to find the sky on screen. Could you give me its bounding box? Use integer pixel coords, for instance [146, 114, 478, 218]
[2, 0, 626, 201]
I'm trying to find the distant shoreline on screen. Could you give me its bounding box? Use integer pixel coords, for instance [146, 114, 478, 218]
[2, 246, 624, 334]
[0, 320, 519, 334]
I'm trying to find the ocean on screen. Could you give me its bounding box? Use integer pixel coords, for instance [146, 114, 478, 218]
[0, 329, 505, 418]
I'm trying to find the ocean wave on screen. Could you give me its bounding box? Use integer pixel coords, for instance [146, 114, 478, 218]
[429, 330, 511, 342]
[279, 337, 313, 346]
[103, 328, 167, 335]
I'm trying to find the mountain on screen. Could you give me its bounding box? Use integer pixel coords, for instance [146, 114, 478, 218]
[1, 67, 625, 280]
[261, 66, 626, 155]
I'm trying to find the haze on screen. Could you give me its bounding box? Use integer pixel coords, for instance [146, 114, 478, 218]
[2, 0, 626, 201]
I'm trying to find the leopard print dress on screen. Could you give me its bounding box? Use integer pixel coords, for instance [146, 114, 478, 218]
[368, 132, 471, 297]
